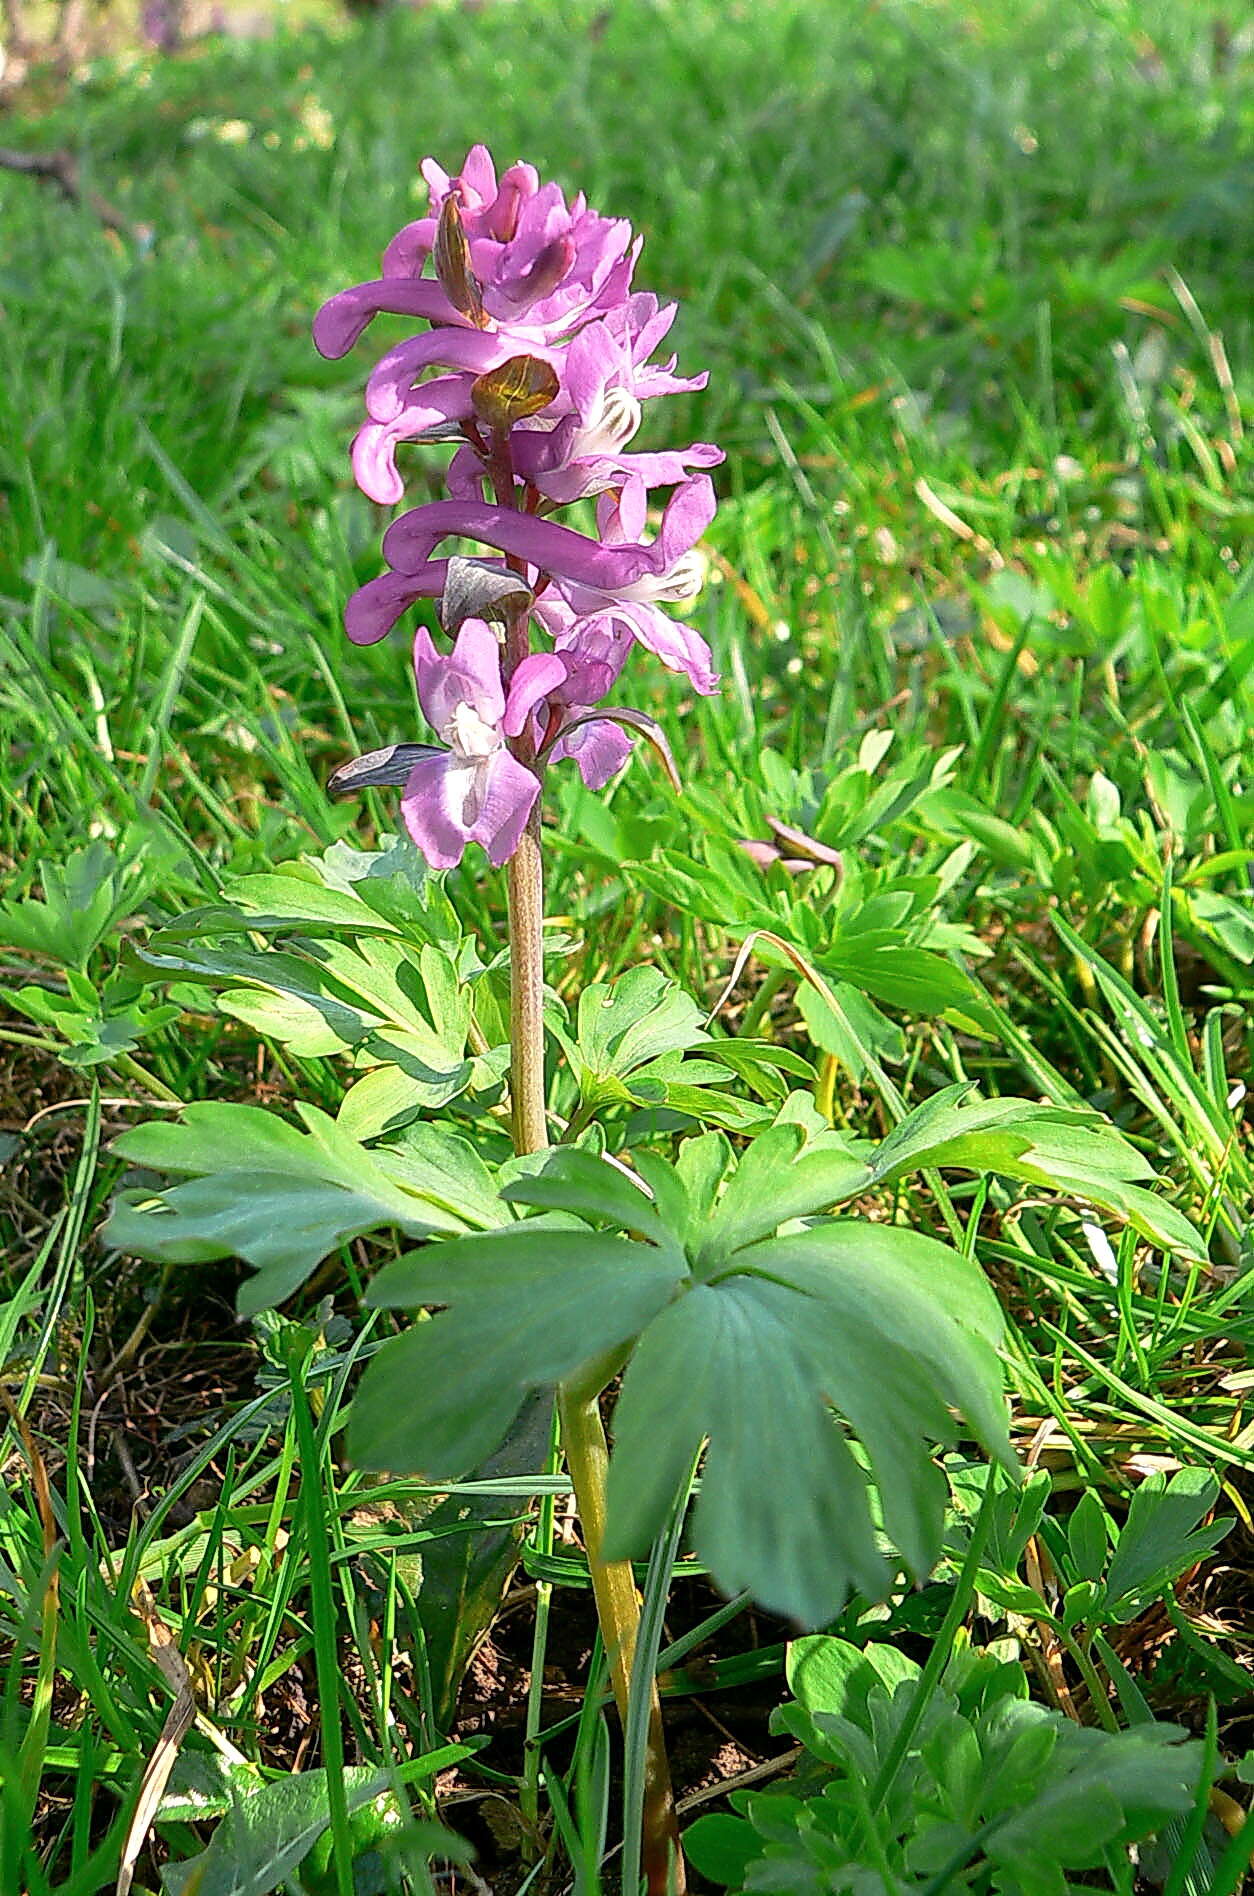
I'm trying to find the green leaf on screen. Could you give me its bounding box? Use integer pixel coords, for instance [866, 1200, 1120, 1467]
[797, 979, 906, 1081]
[159, 1765, 391, 1896]
[681, 1814, 760, 1888]
[502, 1148, 683, 1252]
[821, 939, 982, 1015]
[1065, 1491, 1109, 1583]
[606, 1279, 894, 1624]
[349, 1229, 686, 1477]
[695, 1123, 871, 1267]
[0, 842, 136, 968]
[380, 1123, 509, 1230]
[230, 871, 403, 934]
[338, 1060, 464, 1140]
[786, 1636, 921, 1722]
[871, 1083, 1205, 1261]
[606, 1217, 1011, 1623]
[1105, 1469, 1230, 1621]
[106, 1104, 467, 1314]
[988, 1718, 1200, 1869]
[566, 966, 708, 1100]
[217, 987, 358, 1058]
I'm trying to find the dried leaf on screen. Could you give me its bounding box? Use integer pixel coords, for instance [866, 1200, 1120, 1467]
[471, 355, 560, 432]
[433, 195, 487, 327]
[117, 1579, 196, 1896]
[327, 744, 441, 798]
[440, 557, 533, 633]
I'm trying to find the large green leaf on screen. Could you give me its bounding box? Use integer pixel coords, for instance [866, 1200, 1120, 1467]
[106, 1104, 480, 1315]
[871, 1084, 1205, 1260]
[608, 1278, 893, 1624]
[604, 1220, 1011, 1624]
[348, 1229, 687, 1477]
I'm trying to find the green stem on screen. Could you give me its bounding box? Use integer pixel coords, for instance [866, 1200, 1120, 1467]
[738, 966, 787, 1039]
[520, 1407, 561, 1850]
[111, 1052, 183, 1106]
[558, 1371, 682, 1896]
[501, 591, 682, 1895]
[1055, 1626, 1120, 1734]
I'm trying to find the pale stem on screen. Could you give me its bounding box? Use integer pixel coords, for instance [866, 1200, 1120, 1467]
[506, 811, 548, 1156]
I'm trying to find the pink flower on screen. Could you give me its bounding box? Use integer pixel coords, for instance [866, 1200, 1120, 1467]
[533, 482, 719, 695]
[401, 619, 564, 868]
[543, 612, 635, 790]
[312, 145, 637, 365]
[349, 475, 718, 695]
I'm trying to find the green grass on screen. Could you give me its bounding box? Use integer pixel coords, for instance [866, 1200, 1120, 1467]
[1, 0, 1252, 1888]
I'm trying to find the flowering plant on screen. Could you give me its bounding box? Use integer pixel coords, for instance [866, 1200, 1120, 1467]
[113, 143, 1197, 1896]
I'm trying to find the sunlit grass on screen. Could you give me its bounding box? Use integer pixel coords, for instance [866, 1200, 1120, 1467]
[0, 0, 1251, 1887]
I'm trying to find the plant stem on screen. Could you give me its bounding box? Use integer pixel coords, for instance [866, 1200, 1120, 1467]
[500, 583, 682, 1892]
[558, 1370, 683, 1896]
[506, 813, 549, 1156]
[738, 965, 787, 1039]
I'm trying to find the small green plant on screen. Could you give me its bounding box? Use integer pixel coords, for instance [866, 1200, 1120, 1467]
[685, 1630, 1203, 1895]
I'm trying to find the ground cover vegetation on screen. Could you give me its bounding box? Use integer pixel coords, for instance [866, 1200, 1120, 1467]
[1, 0, 1252, 1890]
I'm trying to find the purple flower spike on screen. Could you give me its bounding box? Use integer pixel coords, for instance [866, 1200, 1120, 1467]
[401, 620, 565, 869]
[319, 145, 723, 864]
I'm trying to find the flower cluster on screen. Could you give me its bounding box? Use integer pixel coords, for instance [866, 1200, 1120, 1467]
[315, 145, 722, 867]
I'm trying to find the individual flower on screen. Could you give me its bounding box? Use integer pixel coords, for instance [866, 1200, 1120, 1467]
[400, 619, 564, 868]
[543, 612, 635, 789]
[531, 480, 718, 694]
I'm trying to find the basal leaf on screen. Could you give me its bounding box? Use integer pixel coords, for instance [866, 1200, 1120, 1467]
[106, 1105, 470, 1315]
[502, 1149, 678, 1251]
[350, 1229, 686, 1477]
[158, 1765, 391, 1896]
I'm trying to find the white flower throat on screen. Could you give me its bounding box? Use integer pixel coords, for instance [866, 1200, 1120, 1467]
[444, 702, 501, 761]
[571, 386, 642, 460]
[618, 548, 706, 605]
